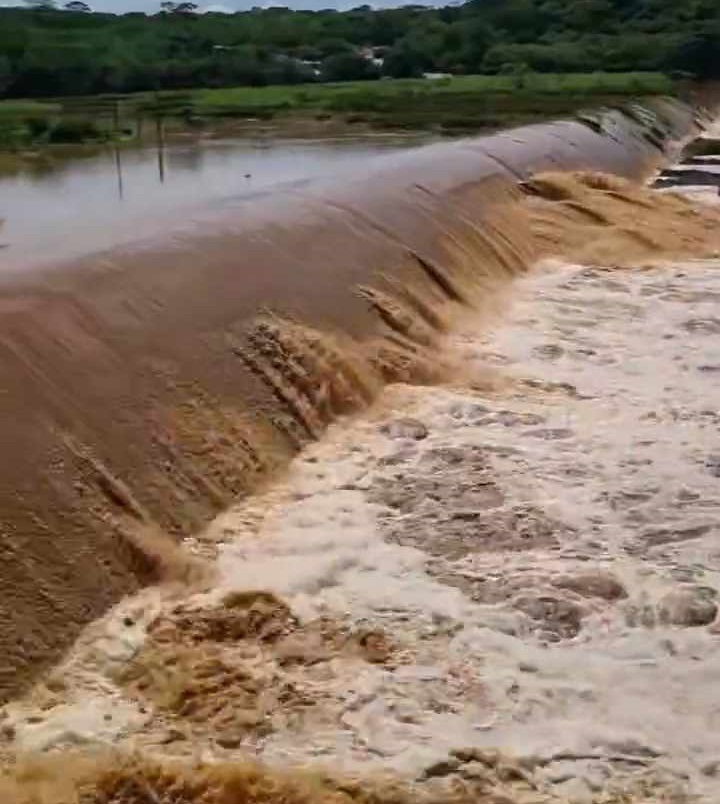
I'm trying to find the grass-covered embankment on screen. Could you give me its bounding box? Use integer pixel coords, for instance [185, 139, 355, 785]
[0, 71, 675, 152]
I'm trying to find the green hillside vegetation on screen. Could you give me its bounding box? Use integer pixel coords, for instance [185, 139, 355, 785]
[0, 0, 718, 99]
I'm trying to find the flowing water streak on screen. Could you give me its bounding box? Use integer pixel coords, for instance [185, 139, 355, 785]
[3, 163, 720, 803]
[0, 102, 701, 702]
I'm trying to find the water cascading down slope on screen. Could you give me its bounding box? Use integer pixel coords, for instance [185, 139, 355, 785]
[0, 98, 698, 698]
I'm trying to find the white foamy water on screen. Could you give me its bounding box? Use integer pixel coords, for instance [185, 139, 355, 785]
[668, 163, 720, 174]
[657, 185, 720, 206]
[202, 259, 720, 797]
[3, 257, 719, 803]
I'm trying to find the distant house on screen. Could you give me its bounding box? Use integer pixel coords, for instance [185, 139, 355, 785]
[423, 72, 453, 80]
[299, 59, 322, 77]
[358, 46, 385, 68]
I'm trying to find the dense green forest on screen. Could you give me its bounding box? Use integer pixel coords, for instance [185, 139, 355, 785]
[0, 0, 719, 99]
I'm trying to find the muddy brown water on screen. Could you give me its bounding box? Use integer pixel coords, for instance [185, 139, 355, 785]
[0, 100, 704, 702]
[0, 135, 423, 270]
[4, 176, 720, 804]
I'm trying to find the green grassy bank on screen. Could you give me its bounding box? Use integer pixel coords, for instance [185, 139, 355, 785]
[0, 71, 675, 152]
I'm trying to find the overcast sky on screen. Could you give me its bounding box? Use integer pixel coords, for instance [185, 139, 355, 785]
[1, 0, 433, 11]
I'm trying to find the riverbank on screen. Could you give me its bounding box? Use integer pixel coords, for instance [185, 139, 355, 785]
[0, 72, 674, 157]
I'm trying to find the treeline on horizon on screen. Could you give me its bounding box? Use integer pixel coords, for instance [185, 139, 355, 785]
[1, 0, 719, 99]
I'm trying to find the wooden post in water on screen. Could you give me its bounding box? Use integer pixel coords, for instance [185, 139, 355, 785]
[156, 116, 166, 184]
[112, 98, 120, 138]
[114, 145, 124, 200]
[113, 98, 124, 200]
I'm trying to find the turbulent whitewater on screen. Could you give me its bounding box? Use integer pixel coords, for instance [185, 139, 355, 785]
[1, 102, 720, 803]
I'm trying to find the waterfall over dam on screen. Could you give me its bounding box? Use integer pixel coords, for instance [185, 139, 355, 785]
[0, 98, 701, 700]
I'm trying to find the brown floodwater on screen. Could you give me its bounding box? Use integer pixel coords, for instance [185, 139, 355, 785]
[0, 103, 705, 711]
[3, 101, 720, 804]
[0, 135, 423, 270]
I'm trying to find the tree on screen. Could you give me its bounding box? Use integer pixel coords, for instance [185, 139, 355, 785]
[672, 24, 720, 78]
[12, 42, 99, 96]
[316, 38, 354, 59]
[160, 1, 198, 14]
[1, 0, 720, 99]
[0, 22, 29, 65]
[455, 19, 494, 72]
[382, 40, 430, 78]
[0, 55, 11, 95]
[321, 51, 378, 81]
